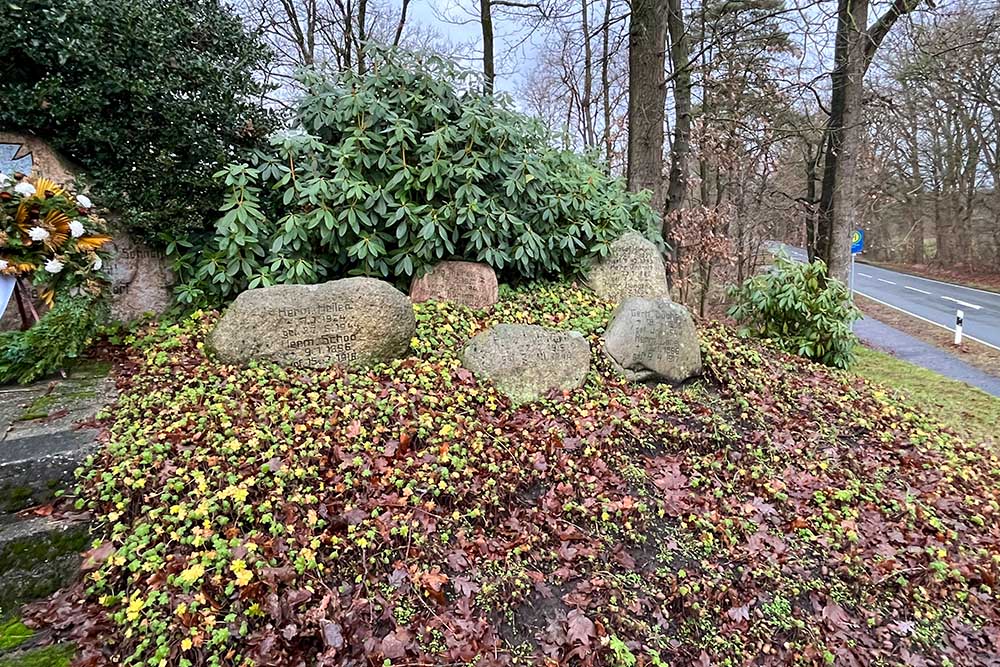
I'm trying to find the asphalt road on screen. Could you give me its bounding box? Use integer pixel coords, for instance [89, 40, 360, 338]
[770, 243, 1000, 352]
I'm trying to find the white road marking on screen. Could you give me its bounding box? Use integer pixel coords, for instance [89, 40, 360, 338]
[856, 291, 1000, 352]
[903, 286, 931, 295]
[877, 278, 896, 285]
[858, 272, 873, 278]
[892, 270, 1000, 298]
[941, 296, 982, 311]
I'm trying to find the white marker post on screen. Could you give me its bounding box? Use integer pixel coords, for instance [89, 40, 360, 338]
[954, 310, 964, 345]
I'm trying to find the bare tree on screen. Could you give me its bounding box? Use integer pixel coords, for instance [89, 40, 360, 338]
[814, 0, 925, 282]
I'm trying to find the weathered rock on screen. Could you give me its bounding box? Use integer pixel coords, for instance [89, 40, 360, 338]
[603, 298, 702, 384]
[208, 277, 416, 369]
[409, 261, 499, 309]
[107, 229, 174, 321]
[0, 131, 78, 185]
[586, 231, 670, 303]
[461, 324, 590, 404]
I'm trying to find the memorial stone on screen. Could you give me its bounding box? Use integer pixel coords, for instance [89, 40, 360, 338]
[603, 298, 702, 384]
[409, 261, 499, 309]
[208, 277, 415, 369]
[107, 229, 174, 321]
[586, 231, 670, 303]
[461, 324, 591, 404]
[0, 131, 77, 185]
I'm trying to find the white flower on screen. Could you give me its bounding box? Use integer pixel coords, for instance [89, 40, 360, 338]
[76, 194, 93, 209]
[69, 220, 86, 238]
[14, 182, 36, 197]
[44, 259, 64, 274]
[0, 260, 8, 270]
[28, 227, 51, 242]
[93, 256, 103, 271]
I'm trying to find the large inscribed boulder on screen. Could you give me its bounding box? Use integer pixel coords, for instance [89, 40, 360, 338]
[208, 278, 415, 369]
[586, 231, 670, 303]
[409, 261, 499, 309]
[603, 298, 702, 384]
[461, 324, 590, 404]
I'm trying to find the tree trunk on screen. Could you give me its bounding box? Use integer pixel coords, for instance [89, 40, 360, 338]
[626, 0, 668, 213]
[601, 0, 613, 167]
[817, 0, 922, 282]
[481, 0, 495, 94]
[581, 0, 595, 147]
[357, 0, 368, 74]
[904, 102, 924, 264]
[664, 0, 691, 220]
[804, 139, 821, 262]
[816, 0, 868, 283]
[393, 0, 410, 46]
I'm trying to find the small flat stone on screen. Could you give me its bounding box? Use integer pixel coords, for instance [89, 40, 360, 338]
[461, 324, 591, 404]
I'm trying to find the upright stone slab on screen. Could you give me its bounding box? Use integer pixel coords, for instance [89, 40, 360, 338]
[461, 324, 591, 404]
[107, 230, 174, 321]
[586, 231, 670, 303]
[409, 261, 499, 309]
[208, 277, 415, 369]
[603, 298, 702, 384]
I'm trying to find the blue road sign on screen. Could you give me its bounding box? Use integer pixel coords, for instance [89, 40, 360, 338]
[851, 229, 864, 254]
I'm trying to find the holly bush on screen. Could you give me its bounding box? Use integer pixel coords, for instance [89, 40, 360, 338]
[173, 48, 656, 305]
[0, 0, 277, 241]
[727, 253, 861, 369]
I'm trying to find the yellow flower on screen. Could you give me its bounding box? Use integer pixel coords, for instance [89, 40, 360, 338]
[125, 594, 145, 622]
[221, 485, 248, 503]
[181, 638, 192, 651]
[177, 563, 206, 586]
[230, 559, 253, 586]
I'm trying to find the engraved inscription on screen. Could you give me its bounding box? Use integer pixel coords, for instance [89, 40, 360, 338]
[603, 246, 664, 297]
[628, 311, 680, 366]
[485, 328, 576, 367]
[277, 303, 359, 364]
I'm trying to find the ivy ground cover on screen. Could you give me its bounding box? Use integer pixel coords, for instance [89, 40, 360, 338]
[29, 284, 1000, 666]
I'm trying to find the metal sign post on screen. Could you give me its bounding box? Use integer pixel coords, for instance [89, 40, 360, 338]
[849, 230, 864, 332]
